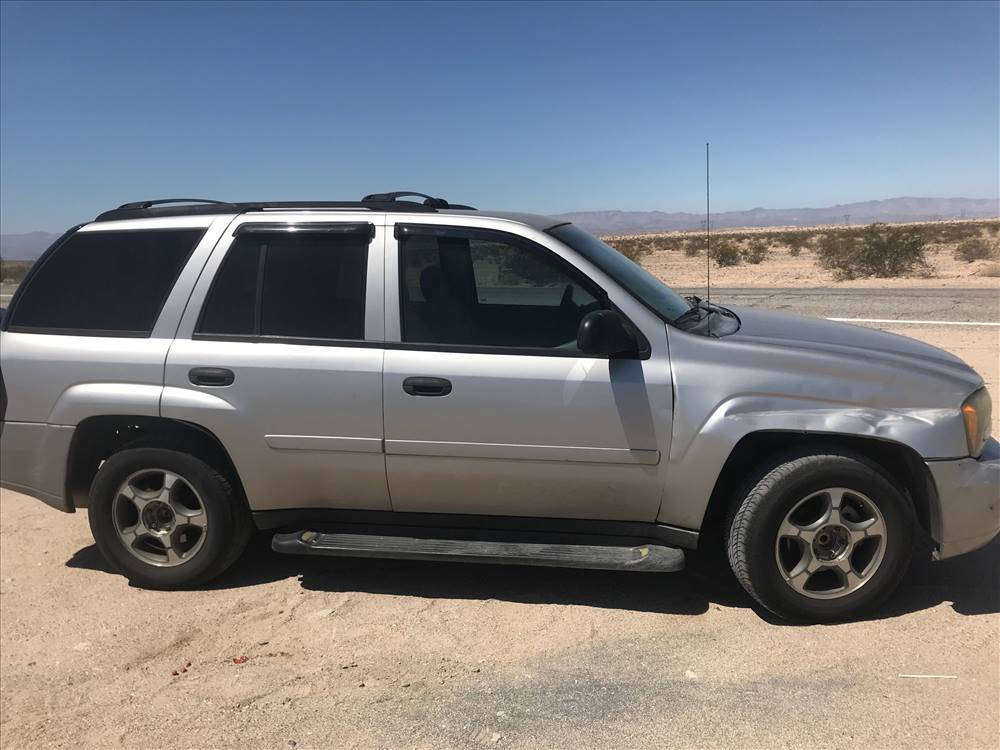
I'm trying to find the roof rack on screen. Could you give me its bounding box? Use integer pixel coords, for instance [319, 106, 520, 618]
[362, 191, 476, 210]
[116, 198, 230, 210]
[93, 193, 477, 223]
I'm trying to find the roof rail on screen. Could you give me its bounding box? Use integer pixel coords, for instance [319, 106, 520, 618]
[362, 191, 475, 210]
[116, 198, 229, 210]
[93, 193, 476, 223]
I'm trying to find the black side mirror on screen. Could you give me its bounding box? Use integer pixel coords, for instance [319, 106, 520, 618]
[577, 310, 637, 356]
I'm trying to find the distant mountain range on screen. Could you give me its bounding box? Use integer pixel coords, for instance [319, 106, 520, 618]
[554, 197, 1000, 236]
[2, 197, 998, 259]
[1, 231, 61, 262]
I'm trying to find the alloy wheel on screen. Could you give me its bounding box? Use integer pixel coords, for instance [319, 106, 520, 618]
[774, 487, 887, 599]
[112, 468, 208, 567]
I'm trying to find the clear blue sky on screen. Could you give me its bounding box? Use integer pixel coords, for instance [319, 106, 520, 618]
[1, 0, 997, 233]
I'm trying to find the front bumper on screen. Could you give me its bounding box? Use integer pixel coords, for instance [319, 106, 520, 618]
[926, 438, 1000, 559]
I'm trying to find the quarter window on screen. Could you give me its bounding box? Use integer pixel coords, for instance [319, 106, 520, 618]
[398, 227, 602, 350]
[6, 228, 204, 335]
[197, 227, 369, 340]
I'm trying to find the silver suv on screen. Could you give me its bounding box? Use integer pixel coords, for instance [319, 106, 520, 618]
[1, 193, 996, 622]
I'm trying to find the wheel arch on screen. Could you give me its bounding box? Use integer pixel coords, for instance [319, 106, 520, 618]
[697, 430, 937, 552]
[66, 415, 248, 513]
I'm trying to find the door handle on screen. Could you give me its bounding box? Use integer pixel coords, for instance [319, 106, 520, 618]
[189, 367, 235, 387]
[402, 376, 452, 397]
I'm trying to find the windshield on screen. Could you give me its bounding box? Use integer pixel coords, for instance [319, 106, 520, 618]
[547, 224, 692, 323]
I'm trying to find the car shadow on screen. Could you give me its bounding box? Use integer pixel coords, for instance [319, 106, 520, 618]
[66, 531, 999, 622]
[882, 533, 1000, 618]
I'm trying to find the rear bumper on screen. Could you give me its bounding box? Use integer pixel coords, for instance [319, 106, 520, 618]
[0, 421, 75, 512]
[926, 438, 1000, 560]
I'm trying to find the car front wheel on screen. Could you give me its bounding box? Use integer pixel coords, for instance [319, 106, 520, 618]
[726, 450, 915, 622]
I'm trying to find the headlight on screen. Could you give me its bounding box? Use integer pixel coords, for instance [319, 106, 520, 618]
[962, 387, 992, 457]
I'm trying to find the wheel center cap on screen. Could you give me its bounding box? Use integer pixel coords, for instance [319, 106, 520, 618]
[143, 501, 175, 534]
[813, 524, 849, 561]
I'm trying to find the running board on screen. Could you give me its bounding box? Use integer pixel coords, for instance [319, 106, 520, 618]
[272, 531, 685, 572]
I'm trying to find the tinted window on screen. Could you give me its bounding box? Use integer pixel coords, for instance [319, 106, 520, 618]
[197, 229, 368, 340]
[197, 238, 259, 335]
[8, 229, 204, 334]
[399, 228, 601, 350]
[548, 223, 690, 323]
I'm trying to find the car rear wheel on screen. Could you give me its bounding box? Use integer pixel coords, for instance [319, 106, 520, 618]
[89, 447, 250, 589]
[726, 450, 915, 622]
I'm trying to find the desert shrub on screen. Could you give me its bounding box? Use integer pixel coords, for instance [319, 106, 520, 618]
[818, 223, 929, 280]
[0, 259, 33, 284]
[684, 237, 703, 257]
[607, 237, 650, 264]
[815, 232, 852, 268]
[667, 235, 689, 253]
[925, 222, 991, 246]
[954, 238, 997, 263]
[784, 231, 810, 256]
[711, 240, 741, 267]
[641, 234, 686, 254]
[979, 262, 1000, 277]
[741, 238, 769, 264]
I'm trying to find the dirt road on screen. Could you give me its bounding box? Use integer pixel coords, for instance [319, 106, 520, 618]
[1, 315, 998, 749]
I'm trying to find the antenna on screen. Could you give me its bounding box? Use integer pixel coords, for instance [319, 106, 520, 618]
[705, 142, 711, 310]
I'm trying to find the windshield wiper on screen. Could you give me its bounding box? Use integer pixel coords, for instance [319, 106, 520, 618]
[672, 298, 740, 337]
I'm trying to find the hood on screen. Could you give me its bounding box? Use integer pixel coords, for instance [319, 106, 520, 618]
[726, 304, 981, 387]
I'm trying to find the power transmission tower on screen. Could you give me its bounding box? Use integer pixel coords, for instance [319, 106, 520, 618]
[843, 214, 851, 226]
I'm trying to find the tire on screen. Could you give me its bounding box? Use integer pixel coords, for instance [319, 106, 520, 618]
[726, 450, 915, 622]
[88, 447, 251, 589]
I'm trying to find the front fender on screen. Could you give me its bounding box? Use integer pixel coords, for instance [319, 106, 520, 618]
[658, 324, 974, 530]
[657, 394, 962, 529]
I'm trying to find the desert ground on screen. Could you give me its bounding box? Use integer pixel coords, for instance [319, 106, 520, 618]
[620, 220, 1000, 290]
[1, 288, 997, 749]
[649, 244, 1000, 289]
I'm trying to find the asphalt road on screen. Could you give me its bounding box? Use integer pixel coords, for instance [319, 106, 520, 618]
[676, 287, 1000, 323]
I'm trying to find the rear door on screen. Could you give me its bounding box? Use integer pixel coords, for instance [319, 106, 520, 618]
[163, 214, 390, 513]
[382, 218, 673, 521]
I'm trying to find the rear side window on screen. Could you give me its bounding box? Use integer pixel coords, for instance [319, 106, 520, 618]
[196, 237, 259, 336]
[7, 229, 204, 335]
[197, 227, 369, 341]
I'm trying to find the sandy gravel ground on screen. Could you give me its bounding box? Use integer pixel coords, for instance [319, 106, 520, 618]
[1, 322, 998, 749]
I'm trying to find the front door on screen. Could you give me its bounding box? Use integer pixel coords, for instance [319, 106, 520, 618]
[163, 216, 390, 513]
[382, 221, 671, 521]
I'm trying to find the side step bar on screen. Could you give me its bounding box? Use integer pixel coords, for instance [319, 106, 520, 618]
[272, 531, 684, 572]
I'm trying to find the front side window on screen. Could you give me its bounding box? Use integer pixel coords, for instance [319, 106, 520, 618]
[398, 226, 603, 350]
[547, 223, 691, 323]
[7, 228, 204, 335]
[197, 226, 369, 340]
